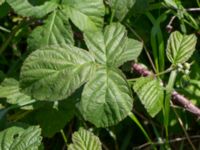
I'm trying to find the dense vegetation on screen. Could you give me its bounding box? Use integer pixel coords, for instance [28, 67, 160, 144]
[0, 0, 200, 149]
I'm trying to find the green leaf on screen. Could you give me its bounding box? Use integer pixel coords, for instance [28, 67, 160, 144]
[6, 0, 58, 18]
[28, 9, 74, 51]
[68, 128, 102, 150]
[0, 125, 42, 150]
[0, 78, 35, 109]
[133, 77, 164, 117]
[166, 31, 197, 64]
[115, 38, 143, 66]
[109, 0, 136, 21]
[80, 66, 133, 127]
[62, 0, 105, 31]
[84, 23, 142, 66]
[20, 45, 95, 101]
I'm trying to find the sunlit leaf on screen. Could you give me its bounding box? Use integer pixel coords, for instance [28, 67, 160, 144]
[0, 78, 35, 109]
[80, 66, 133, 127]
[84, 23, 142, 67]
[20, 45, 95, 101]
[166, 31, 197, 64]
[28, 9, 74, 51]
[7, 0, 58, 18]
[62, 0, 105, 31]
[68, 128, 102, 150]
[0, 125, 42, 150]
[133, 77, 164, 117]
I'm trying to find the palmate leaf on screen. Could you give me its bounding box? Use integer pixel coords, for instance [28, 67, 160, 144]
[0, 78, 35, 110]
[133, 77, 164, 117]
[108, 0, 136, 21]
[80, 67, 133, 127]
[6, 0, 58, 18]
[28, 9, 74, 51]
[68, 128, 102, 150]
[0, 125, 42, 150]
[84, 23, 143, 66]
[166, 31, 197, 64]
[20, 45, 95, 101]
[62, 0, 105, 31]
[20, 23, 141, 127]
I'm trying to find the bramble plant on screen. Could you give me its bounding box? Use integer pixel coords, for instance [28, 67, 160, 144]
[0, 0, 200, 149]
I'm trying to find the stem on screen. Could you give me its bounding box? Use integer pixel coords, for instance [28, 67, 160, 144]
[60, 129, 68, 146]
[164, 70, 177, 139]
[128, 112, 156, 150]
[155, 67, 173, 76]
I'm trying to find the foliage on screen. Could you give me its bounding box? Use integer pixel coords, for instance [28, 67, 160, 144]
[0, 0, 200, 149]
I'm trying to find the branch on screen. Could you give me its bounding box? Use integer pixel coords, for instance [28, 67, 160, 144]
[132, 63, 200, 118]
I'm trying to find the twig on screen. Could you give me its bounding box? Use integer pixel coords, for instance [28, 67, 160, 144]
[186, 8, 200, 12]
[166, 16, 176, 33]
[133, 135, 200, 150]
[172, 91, 200, 118]
[131, 63, 200, 118]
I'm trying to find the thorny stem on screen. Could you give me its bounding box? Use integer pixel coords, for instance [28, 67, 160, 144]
[131, 63, 200, 118]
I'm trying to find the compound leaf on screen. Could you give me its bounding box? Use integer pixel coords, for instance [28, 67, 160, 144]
[80, 66, 133, 127]
[6, 0, 58, 18]
[133, 77, 164, 117]
[166, 31, 197, 64]
[68, 128, 102, 150]
[0, 125, 42, 150]
[20, 45, 95, 101]
[28, 9, 74, 51]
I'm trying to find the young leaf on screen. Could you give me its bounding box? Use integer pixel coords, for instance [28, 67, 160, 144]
[133, 77, 164, 117]
[84, 23, 143, 67]
[20, 45, 95, 101]
[6, 0, 58, 18]
[68, 128, 102, 150]
[0, 78, 35, 109]
[0, 125, 42, 150]
[62, 0, 105, 31]
[80, 66, 133, 127]
[166, 31, 197, 64]
[28, 9, 74, 51]
[109, 0, 136, 21]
